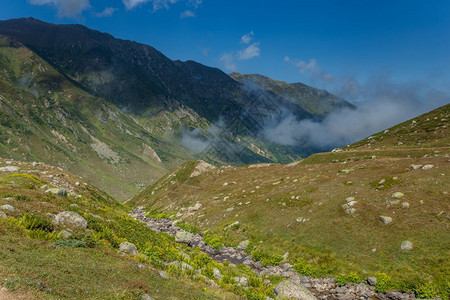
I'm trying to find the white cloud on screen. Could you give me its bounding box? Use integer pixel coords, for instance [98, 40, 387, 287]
[123, 0, 178, 11]
[29, 0, 90, 17]
[220, 52, 236, 71]
[240, 31, 254, 44]
[188, 0, 202, 8]
[180, 9, 196, 18]
[237, 42, 260, 60]
[96, 7, 118, 17]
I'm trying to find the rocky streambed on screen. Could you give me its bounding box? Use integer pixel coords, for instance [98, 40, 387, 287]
[130, 207, 420, 300]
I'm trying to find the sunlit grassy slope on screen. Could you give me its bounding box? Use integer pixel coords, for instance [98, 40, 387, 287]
[0, 159, 249, 299]
[131, 103, 450, 298]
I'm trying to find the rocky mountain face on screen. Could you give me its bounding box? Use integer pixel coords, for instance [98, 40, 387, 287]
[0, 17, 354, 198]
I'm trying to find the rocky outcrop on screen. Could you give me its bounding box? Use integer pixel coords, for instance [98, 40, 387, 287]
[54, 211, 87, 228]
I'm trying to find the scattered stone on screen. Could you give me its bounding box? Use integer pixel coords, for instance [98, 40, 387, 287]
[379, 216, 392, 225]
[273, 280, 317, 300]
[0, 211, 6, 219]
[119, 242, 139, 255]
[159, 270, 169, 279]
[141, 293, 154, 300]
[59, 230, 72, 238]
[223, 221, 239, 231]
[379, 179, 386, 184]
[40, 185, 49, 190]
[0, 166, 20, 172]
[188, 202, 202, 212]
[237, 240, 250, 250]
[345, 197, 355, 202]
[175, 231, 195, 244]
[367, 277, 377, 286]
[392, 192, 404, 199]
[70, 204, 79, 208]
[421, 164, 434, 170]
[402, 202, 410, 209]
[181, 262, 194, 272]
[234, 277, 248, 287]
[400, 241, 413, 251]
[54, 211, 88, 228]
[213, 268, 222, 279]
[0, 204, 14, 211]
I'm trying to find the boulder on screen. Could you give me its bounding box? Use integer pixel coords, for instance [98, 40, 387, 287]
[40, 185, 49, 190]
[392, 192, 404, 199]
[213, 268, 222, 280]
[181, 262, 194, 272]
[400, 241, 413, 251]
[141, 294, 154, 300]
[0, 166, 20, 172]
[234, 277, 248, 287]
[119, 242, 138, 255]
[410, 164, 423, 170]
[237, 240, 250, 250]
[402, 202, 410, 209]
[0, 211, 6, 219]
[54, 211, 88, 228]
[421, 164, 434, 170]
[0, 204, 14, 212]
[175, 231, 195, 244]
[59, 230, 72, 238]
[379, 216, 392, 224]
[159, 270, 169, 279]
[367, 277, 377, 286]
[274, 280, 317, 300]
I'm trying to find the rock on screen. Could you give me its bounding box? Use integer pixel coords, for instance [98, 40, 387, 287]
[0, 211, 6, 219]
[213, 268, 222, 279]
[175, 231, 195, 244]
[237, 240, 250, 250]
[159, 270, 169, 279]
[188, 202, 202, 211]
[421, 164, 434, 170]
[379, 216, 392, 224]
[273, 280, 317, 300]
[54, 211, 88, 228]
[59, 230, 72, 238]
[190, 160, 216, 177]
[410, 164, 423, 170]
[119, 242, 138, 255]
[400, 241, 413, 251]
[234, 277, 248, 287]
[223, 221, 239, 231]
[0, 204, 14, 211]
[392, 192, 404, 199]
[45, 188, 60, 195]
[40, 185, 49, 190]
[0, 166, 20, 172]
[58, 188, 68, 197]
[141, 294, 154, 300]
[181, 262, 194, 272]
[367, 276, 377, 286]
[345, 197, 355, 202]
[296, 217, 304, 223]
[70, 204, 79, 208]
[402, 202, 410, 209]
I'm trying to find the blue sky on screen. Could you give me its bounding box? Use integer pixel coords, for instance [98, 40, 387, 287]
[0, 0, 449, 102]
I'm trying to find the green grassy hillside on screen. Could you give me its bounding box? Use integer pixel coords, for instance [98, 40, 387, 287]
[0, 35, 195, 201]
[0, 158, 289, 299]
[131, 104, 450, 298]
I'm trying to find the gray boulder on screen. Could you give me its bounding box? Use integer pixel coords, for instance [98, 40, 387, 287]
[379, 216, 392, 224]
[400, 241, 413, 251]
[0, 211, 6, 219]
[274, 280, 317, 300]
[175, 231, 194, 244]
[119, 242, 139, 255]
[367, 276, 377, 286]
[237, 240, 250, 250]
[159, 270, 169, 279]
[54, 211, 87, 228]
[213, 268, 222, 280]
[392, 192, 404, 199]
[0, 204, 14, 212]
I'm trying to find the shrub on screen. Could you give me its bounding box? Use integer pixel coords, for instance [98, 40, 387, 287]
[251, 250, 283, 266]
[20, 213, 54, 232]
[414, 282, 439, 299]
[374, 272, 392, 293]
[293, 258, 314, 276]
[335, 272, 361, 286]
[27, 229, 60, 241]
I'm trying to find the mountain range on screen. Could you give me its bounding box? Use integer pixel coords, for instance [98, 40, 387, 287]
[0, 17, 353, 200]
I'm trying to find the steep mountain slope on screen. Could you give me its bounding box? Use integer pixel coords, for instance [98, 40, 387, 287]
[131, 104, 450, 298]
[230, 72, 354, 117]
[0, 35, 193, 200]
[0, 17, 353, 166]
